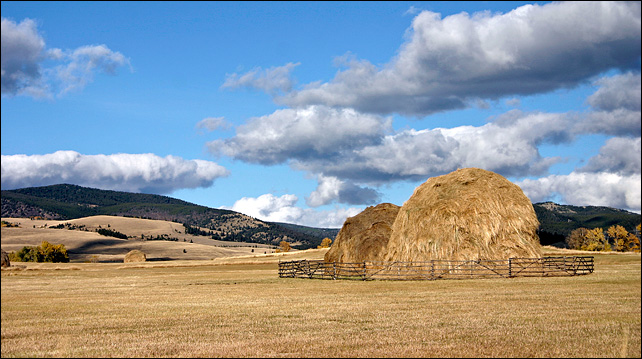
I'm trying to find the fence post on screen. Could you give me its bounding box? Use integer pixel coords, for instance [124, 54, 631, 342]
[431, 261, 434, 280]
[362, 261, 367, 280]
[508, 258, 512, 277]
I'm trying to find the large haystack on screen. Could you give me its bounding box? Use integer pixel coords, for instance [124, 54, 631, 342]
[124, 249, 146, 263]
[325, 203, 400, 263]
[1, 249, 10, 268]
[383, 168, 541, 262]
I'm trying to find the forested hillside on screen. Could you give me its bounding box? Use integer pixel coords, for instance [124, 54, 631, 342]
[1, 184, 333, 249]
[533, 202, 640, 246]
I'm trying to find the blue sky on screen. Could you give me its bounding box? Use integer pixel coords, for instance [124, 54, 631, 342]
[2, 1, 640, 227]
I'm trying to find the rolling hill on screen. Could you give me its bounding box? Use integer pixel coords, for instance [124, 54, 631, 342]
[1, 184, 339, 249]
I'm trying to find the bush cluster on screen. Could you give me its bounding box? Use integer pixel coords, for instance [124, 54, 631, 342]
[96, 228, 128, 239]
[9, 241, 70, 263]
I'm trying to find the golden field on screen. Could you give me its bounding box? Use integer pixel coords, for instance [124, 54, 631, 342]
[1, 244, 640, 358]
[1, 216, 277, 262]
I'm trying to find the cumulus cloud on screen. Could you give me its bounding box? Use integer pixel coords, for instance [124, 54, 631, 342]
[1, 17, 130, 98]
[286, 109, 578, 183]
[587, 72, 641, 112]
[1, 17, 46, 96]
[225, 192, 362, 228]
[207, 105, 392, 165]
[208, 2, 640, 210]
[517, 172, 641, 213]
[279, 1, 641, 116]
[573, 72, 642, 137]
[1, 151, 229, 194]
[305, 174, 380, 207]
[213, 68, 640, 198]
[212, 108, 577, 185]
[517, 122, 641, 213]
[221, 62, 300, 95]
[578, 137, 641, 176]
[196, 117, 230, 132]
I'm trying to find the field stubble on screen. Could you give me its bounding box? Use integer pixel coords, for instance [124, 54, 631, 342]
[1, 249, 640, 358]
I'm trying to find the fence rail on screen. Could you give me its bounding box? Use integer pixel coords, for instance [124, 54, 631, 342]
[278, 256, 594, 281]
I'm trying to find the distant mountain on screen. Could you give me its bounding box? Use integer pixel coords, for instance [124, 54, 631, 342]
[1, 184, 333, 249]
[272, 222, 340, 241]
[533, 201, 641, 246]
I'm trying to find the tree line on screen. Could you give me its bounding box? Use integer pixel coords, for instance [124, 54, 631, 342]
[566, 224, 641, 252]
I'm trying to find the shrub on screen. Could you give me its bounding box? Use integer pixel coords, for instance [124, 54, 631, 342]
[276, 241, 291, 253]
[317, 237, 333, 249]
[9, 241, 69, 263]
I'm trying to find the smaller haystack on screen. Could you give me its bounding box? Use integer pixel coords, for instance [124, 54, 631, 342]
[1, 249, 10, 268]
[325, 203, 400, 263]
[124, 249, 146, 263]
[384, 168, 541, 262]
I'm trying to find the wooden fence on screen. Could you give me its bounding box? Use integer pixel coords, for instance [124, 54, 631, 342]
[278, 256, 594, 281]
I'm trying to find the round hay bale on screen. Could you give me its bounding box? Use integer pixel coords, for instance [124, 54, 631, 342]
[124, 249, 146, 263]
[1, 248, 10, 268]
[384, 168, 542, 262]
[325, 203, 400, 263]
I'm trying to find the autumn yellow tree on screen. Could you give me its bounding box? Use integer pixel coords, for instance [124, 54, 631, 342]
[626, 223, 640, 252]
[607, 225, 631, 252]
[584, 228, 610, 251]
[317, 237, 332, 249]
[566, 228, 590, 250]
[278, 241, 291, 253]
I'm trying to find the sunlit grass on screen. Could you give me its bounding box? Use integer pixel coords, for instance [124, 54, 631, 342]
[1, 250, 640, 357]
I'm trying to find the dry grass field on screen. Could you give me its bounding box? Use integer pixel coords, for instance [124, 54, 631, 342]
[1, 216, 276, 262]
[1, 246, 640, 358]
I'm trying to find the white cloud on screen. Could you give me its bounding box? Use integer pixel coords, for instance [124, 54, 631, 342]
[1, 17, 130, 98]
[1, 17, 47, 96]
[517, 172, 641, 213]
[578, 137, 641, 176]
[228, 193, 301, 223]
[587, 72, 641, 112]
[55, 44, 131, 94]
[1, 151, 229, 194]
[404, 6, 422, 16]
[207, 105, 392, 164]
[213, 70, 640, 197]
[196, 117, 230, 132]
[221, 62, 300, 95]
[517, 132, 642, 213]
[225, 192, 362, 228]
[291, 110, 576, 183]
[578, 108, 641, 137]
[305, 175, 343, 207]
[306, 174, 380, 207]
[208, 2, 641, 210]
[280, 1, 641, 116]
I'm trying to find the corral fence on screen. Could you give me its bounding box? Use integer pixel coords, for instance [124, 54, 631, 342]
[278, 256, 594, 281]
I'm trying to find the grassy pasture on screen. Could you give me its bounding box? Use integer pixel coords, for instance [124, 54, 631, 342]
[1, 248, 640, 358]
[1, 216, 276, 262]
